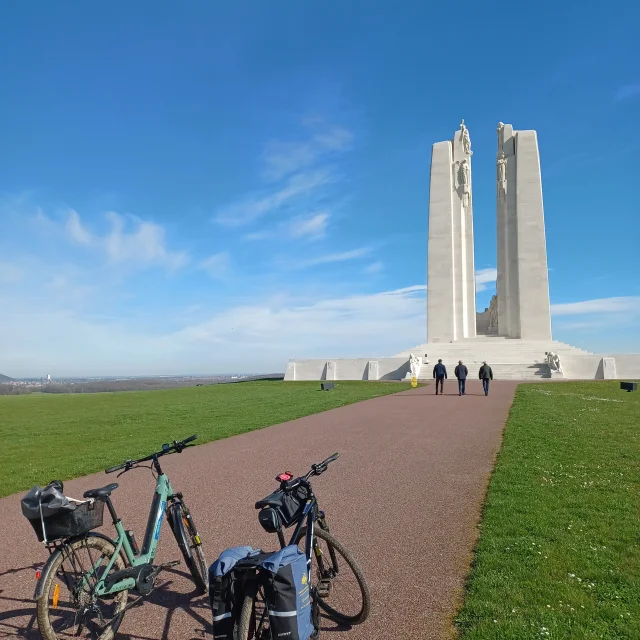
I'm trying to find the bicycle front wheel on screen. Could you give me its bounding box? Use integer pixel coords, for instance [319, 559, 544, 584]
[170, 500, 208, 594]
[36, 534, 129, 640]
[296, 525, 371, 626]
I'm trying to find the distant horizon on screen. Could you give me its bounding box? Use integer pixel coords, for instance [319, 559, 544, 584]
[4, 372, 285, 382]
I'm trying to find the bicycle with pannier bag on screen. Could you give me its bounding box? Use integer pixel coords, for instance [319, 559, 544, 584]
[230, 452, 370, 640]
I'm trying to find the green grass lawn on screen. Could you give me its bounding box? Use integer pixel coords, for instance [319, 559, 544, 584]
[0, 380, 411, 498]
[456, 382, 640, 639]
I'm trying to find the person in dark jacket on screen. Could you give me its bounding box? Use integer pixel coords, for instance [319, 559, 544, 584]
[432, 359, 447, 395]
[454, 360, 468, 396]
[479, 361, 493, 396]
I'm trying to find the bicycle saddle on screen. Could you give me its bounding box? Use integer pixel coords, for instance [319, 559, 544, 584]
[255, 491, 283, 509]
[83, 483, 119, 499]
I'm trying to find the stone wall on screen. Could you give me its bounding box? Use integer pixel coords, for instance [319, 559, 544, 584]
[284, 354, 640, 381]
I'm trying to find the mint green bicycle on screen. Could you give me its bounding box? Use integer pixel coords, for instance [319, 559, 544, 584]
[33, 435, 208, 640]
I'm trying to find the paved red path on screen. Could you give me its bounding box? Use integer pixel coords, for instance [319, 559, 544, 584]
[0, 381, 517, 639]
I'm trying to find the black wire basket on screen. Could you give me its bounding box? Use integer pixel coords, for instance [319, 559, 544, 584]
[27, 499, 105, 543]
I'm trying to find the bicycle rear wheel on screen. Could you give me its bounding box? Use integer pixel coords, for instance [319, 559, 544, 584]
[238, 579, 316, 640]
[169, 500, 208, 594]
[36, 535, 129, 640]
[237, 578, 268, 640]
[296, 525, 370, 626]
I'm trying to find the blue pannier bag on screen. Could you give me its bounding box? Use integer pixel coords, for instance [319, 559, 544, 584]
[259, 545, 317, 640]
[209, 545, 262, 639]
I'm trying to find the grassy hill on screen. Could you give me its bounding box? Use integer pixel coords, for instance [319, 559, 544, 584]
[0, 379, 412, 497]
[0, 374, 13, 382]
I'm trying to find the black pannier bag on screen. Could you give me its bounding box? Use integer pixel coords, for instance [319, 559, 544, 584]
[21, 481, 105, 543]
[208, 546, 264, 639]
[258, 545, 317, 640]
[258, 485, 309, 533]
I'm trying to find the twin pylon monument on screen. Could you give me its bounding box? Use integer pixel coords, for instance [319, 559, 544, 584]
[427, 120, 552, 343]
[284, 122, 639, 381]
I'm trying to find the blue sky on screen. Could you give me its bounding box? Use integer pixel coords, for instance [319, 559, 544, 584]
[1, 1, 639, 377]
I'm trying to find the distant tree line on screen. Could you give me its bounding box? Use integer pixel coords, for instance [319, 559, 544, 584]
[0, 374, 284, 396]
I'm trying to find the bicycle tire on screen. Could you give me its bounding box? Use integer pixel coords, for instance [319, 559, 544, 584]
[36, 534, 129, 640]
[237, 579, 259, 640]
[169, 500, 208, 594]
[238, 579, 320, 640]
[296, 525, 370, 626]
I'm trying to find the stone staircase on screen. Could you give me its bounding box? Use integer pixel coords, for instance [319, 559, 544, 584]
[395, 336, 593, 381]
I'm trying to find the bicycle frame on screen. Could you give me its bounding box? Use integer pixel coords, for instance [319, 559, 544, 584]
[85, 471, 176, 597]
[278, 483, 333, 587]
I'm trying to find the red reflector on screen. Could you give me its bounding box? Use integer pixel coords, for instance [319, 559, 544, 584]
[36, 571, 41, 579]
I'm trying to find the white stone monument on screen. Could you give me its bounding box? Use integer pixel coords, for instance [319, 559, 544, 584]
[496, 123, 552, 340]
[426, 120, 477, 343]
[282, 120, 640, 383]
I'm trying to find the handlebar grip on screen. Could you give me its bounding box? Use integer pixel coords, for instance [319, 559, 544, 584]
[321, 452, 339, 466]
[105, 462, 125, 474]
[183, 434, 197, 444]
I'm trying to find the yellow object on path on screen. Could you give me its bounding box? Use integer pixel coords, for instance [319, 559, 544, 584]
[411, 377, 418, 388]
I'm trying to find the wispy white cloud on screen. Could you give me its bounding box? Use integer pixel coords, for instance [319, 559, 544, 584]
[614, 84, 640, 103]
[169, 284, 426, 357]
[242, 212, 330, 242]
[475, 267, 497, 292]
[261, 123, 353, 182]
[289, 212, 329, 239]
[65, 209, 93, 245]
[103, 213, 188, 270]
[363, 261, 383, 274]
[199, 252, 230, 279]
[296, 247, 372, 269]
[37, 209, 189, 271]
[243, 231, 274, 242]
[217, 118, 353, 230]
[214, 170, 332, 227]
[45, 274, 94, 300]
[551, 296, 640, 316]
[0, 281, 428, 376]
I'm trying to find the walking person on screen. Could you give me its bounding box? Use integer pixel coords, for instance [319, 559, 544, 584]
[454, 360, 468, 396]
[479, 361, 493, 396]
[432, 359, 447, 395]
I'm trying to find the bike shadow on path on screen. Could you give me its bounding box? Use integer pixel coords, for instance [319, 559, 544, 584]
[0, 565, 357, 639]
[0, 564, 211, 640]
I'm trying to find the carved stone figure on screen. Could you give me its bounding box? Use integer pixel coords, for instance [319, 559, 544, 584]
[409, 353, 422, 378]
[460, 119, 472, 155]
[457, 159, 470, 187]
[496, 122, 505, 153]
[488, 295, 498, 331]
[545, 351, 562, 373]
[497, 152, 507, 182]
[497, 152, 507, 201]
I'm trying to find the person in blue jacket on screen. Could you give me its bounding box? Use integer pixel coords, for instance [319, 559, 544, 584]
[454, 360, 468, 396]
[432, 359, 447, 395]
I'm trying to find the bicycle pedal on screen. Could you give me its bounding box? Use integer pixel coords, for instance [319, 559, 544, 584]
[317, 578, 331, 597]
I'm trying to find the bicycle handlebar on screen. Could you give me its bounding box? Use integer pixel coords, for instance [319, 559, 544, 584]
[279, 452, 340, 491]
[105, 434, 198, 474]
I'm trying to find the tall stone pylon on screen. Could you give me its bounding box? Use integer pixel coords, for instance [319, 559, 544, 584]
[496, 123, 552, 340]
[427, 120, 477, 343]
